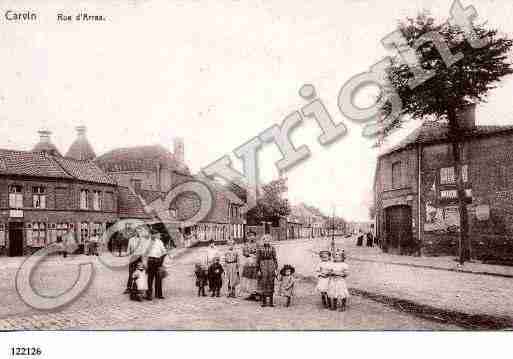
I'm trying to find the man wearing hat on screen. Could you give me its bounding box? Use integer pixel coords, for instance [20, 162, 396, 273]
[145, 231, 168, 300]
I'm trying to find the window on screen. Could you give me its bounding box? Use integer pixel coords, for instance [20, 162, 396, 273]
[31, 222, 47, 247]
[9, 185, 23, 208]
[32, 186, 46, 209]
[0, 224, 5, 246]
[440, 166, 456, 184]
[93, 191, 102, 211]
[391, 161, 402, 189]
[80, 189, 88, 209]
[462, 165, 469, 183]
[497, 164, 507, 190]
[81, 222, 89, 243]
[130, 179, 142, 191]
[56, 223, 69, 240]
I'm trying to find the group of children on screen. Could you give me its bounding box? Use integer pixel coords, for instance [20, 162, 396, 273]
[194, 257, 297, 307]
[194, 257, 225, 297]
[316, 249, 350, 311]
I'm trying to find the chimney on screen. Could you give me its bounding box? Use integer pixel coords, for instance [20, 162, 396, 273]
[76, 125, 87, 138]
[38, 129, 52, 143]
[456, 104, 476, 130]
[174, 137, 184, 163]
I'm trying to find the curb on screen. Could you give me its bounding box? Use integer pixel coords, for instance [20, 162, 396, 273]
[347, 257, 513, 279]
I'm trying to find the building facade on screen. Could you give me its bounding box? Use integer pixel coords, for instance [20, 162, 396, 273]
[374, 105, 513, 261]
[0, 149, 118, 256]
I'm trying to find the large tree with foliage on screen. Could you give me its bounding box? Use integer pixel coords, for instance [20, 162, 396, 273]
[246, 178, 291, 226]
[380, 12, 513, 263]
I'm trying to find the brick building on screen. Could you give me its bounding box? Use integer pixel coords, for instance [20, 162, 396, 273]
[0, 143, 118, 256]
[0, 126, 247, 256]
[287, 203, 326, 239]
[94, 140, 189, 192]
[374, 105, 513, 261]
[95, 139, 245, 245]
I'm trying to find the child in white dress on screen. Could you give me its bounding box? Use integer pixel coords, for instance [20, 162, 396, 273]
[131, 263, 148, 302]
[316, 250, 332, 309]
[327, 249, 349, 311]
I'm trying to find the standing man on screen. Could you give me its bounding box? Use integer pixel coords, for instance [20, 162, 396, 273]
[256, 234, 278, 307]
[124, 225, 150, 294]
[224, 240, 239, 298]
[145, 232, 168, 300]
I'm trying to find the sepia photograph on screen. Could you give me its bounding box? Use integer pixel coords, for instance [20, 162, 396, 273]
[0, 0, 512, 356]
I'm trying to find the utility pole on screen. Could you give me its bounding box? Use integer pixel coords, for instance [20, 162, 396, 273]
[331, 204, 335, 255]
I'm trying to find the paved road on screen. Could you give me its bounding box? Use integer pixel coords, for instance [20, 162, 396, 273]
[0, 240, 460, 330]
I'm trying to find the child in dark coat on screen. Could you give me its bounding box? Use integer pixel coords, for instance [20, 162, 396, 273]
[208, 257, 224, 297]
[194, 263, 208, 297]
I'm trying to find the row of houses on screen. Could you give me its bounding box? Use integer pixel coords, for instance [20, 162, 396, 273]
[373, 104, 513, 262]
[0, 127, 245, 256]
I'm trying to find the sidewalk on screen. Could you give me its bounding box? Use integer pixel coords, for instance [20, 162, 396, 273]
[342, 238, 513, 278]
[291, 238, 513, 329]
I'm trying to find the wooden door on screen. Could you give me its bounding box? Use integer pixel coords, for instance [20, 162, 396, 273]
[385, 206, 412, 254]
[8, 221, 24, 257]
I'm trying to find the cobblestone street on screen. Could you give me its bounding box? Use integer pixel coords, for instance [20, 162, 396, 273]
[0, 240, 460, 330]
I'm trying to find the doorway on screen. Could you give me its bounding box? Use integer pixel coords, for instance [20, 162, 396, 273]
[8, 221, 24, 257]
[384, 205, 412, 254]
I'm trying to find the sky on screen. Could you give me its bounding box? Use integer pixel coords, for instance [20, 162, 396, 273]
[1, 0, 513, 221]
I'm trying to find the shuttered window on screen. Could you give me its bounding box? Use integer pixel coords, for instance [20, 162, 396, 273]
[391, 161, 402, 189]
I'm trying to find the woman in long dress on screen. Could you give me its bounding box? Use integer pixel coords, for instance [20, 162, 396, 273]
[256, 234, 278, 307]
[224, 240, 239, 298]
[327, 249, 349, 311]
[240, 233, 259, 300]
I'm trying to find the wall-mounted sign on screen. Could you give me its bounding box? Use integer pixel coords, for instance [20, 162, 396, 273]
[425, 202, 460, 233]
[9, 209, 23, 218]
[475, 204, 490, 221]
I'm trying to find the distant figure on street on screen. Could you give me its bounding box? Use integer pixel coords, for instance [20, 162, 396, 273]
[366, 231, 374, 247]
[356, 230, 364, 247]
[224, 240, 239, 298]
[88, 232, 99, 255]
[256, 234, 278, 307]
[240, 232, 259, 301]
[204, 240, 220, 267]
[208, 257, 224, 297]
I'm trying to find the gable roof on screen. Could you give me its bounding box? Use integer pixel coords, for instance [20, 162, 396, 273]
[95, 145, 189, 173]
[381, 122, 513, 157]
[0, 149, 72, 179]
[52, 156, 116, 185]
